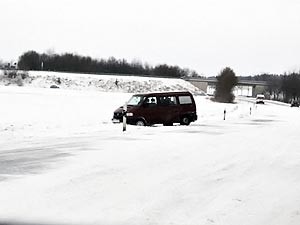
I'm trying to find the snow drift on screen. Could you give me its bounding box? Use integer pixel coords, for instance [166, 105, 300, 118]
[0, 70, 204, 94]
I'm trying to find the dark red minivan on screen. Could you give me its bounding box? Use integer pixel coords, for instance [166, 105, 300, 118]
[112, 91, 197, 126]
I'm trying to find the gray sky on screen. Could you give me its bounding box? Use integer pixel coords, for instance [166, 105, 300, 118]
[1, 0, 300, 76]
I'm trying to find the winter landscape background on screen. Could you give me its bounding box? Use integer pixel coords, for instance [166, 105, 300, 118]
[0, 70, 300, 225]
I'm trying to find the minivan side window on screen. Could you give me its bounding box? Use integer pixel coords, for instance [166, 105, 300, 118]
[178, 95, 192, 104]
[145, 97, 157, 106]
[159, 96, 177, 106]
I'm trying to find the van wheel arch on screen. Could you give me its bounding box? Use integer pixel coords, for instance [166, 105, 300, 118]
[135, 118, 146, 126]
[180, 115, 191, 125]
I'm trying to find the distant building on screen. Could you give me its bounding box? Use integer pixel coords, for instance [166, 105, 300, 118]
[184, 77, 269, 97]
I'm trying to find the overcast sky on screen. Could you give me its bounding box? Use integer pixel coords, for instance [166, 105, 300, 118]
[1, 0, 300, 76]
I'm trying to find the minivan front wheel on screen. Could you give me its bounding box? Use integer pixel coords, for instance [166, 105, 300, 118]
[180, 116, 190, 126]
[136, 119, 146, 126]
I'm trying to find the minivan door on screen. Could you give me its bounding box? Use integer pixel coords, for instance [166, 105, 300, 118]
[139, 96, 161, 124]
[157, 95, 180, 124]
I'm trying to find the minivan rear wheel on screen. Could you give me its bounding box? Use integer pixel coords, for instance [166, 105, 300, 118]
[136, 119, 145, 126]
[180, 116, 190, 126]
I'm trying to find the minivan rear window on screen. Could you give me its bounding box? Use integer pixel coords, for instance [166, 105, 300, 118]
[178, 96, 192, 104]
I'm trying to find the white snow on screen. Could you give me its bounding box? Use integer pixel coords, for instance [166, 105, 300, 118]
[0, 71, 300, 225]
[0, 70, 202, 94]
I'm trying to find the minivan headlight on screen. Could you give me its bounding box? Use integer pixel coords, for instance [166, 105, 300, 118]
[126, 112, 133, 117]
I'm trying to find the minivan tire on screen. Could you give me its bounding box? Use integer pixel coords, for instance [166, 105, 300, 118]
[136, 119, 146, 126]
[180, 116, 190, 126]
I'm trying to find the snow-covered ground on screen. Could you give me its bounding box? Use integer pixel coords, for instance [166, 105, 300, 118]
[0, 71, 300, 225]
[0, 70, 202, 94]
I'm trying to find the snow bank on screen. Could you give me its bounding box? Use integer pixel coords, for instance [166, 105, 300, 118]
[0, 70, 204, 94]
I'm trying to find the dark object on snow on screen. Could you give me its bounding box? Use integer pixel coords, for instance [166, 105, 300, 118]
[256, 94, 265, 104]
[112, 91, 197, 126]
[50, 85, 60, 89]
[291, 101, 299, 107]
[115, 79, 119, 87]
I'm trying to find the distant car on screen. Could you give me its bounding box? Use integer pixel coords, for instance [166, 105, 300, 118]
[256, 94, 265, 104]
[112, 91, 197, 126]
[291, 101, 299, 107]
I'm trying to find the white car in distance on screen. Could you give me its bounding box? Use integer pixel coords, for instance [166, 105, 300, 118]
[256, 94, 265, 104]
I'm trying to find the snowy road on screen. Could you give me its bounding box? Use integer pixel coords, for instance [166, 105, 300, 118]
[1, 86, 300, 225]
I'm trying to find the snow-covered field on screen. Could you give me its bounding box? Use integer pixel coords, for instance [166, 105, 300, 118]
[0, 72, 300, 225]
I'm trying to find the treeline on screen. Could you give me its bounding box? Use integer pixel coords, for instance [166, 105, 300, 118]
[17, 51, 200, 78]
[239, 73, 300, 103]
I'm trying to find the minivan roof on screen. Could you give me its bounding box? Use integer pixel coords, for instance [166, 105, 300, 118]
[135, 91, 192, 96]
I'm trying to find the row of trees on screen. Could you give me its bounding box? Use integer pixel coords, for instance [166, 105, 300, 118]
[17, 51, 200, 78]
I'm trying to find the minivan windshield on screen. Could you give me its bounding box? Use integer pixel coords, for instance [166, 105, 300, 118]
[127, 95, 145, 106]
